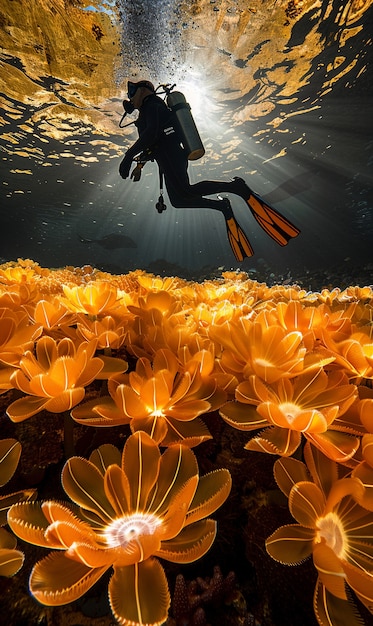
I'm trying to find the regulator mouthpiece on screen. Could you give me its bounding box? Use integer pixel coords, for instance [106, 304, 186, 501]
[123, 100, 135, 115]
[119, 100, 135, 128]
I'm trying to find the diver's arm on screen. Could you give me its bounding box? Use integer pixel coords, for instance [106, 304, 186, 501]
[119, 97, 165, 179]
[125, 99, 163, 160]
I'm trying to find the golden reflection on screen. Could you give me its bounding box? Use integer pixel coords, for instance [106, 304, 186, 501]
[0, 0, 370, 163]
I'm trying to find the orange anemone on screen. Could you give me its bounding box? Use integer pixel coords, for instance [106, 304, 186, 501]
[61, 282, 122, 317]
[75, 313, 129, 350]
[209, 317, 325, 384]
[27, 297, 77, 338]
[351, 398, 373, 511]
[323, 330, 373, 382]
[0, 439, 36, 577]
[6, 336, 104, 421]
[72, 347, 226, 446]
[220, 369, 359, 462]
[0, 310, 43, 365]
[266, 445, 373, 626]
[8, 431, 231, 626]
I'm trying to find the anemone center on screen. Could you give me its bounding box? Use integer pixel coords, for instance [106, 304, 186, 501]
[279, 402, 301, 424]
[254, 357, 273, 369]
[315, 512, 346, 558]
[103, 512, 161, 548]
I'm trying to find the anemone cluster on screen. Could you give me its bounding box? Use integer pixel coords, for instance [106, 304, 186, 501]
[0, 258, 372, 626]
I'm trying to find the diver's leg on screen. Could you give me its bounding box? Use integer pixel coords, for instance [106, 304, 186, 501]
[163, 174, 254, 260]
[157, 151, 226, 212]
[157, 152, 229, 211]
[191, 175, 300, 247]
[164, 174, 231, 212]
[157, 151, 254, 260]
[189, 179, 240, 196]
[166, 184, 254, 260]
[166, 182, 229, 212]
[157, 142, 254, 200]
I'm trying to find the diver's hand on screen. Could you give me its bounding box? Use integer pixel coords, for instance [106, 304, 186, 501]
[119, 154, 132, 179]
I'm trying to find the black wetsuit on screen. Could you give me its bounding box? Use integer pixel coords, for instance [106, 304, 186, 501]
[125, 93, 235, 213]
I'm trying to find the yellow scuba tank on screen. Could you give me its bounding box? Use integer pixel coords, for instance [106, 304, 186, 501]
[166, 91, 205, 161]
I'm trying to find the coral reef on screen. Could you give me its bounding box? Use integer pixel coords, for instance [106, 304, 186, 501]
[0, 258, 373, 626]
[168, 565, 256, 626]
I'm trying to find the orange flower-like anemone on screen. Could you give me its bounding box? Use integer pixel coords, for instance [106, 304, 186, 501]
[273, 300, 354, 352]
[210, 317, 308, 384]
[124, 288, 196, 360]
[0, 309, 42, 394]
[0, 439, 36, 576]
[60, 282, 133, 351]
[0, 266, 41, 309]
[324, 329, 373, 382]
[0, 266, 35, 283]
[26, 297, 77, 339]
[351, 395, 373, 510]
[75, 314, 129, 350]
[265, 444, 373, 626]
[220, 368, 361, 462]
[6, 336, 107, 421]
[60, 282, 123, 318]
[72, 347, 226, 447]
[8, 431, 232, 626]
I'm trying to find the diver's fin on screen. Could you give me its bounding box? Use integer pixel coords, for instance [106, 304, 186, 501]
[225, 216, 254, 261]
[231, 177, 300, 246]
[247, 192, 300, 246]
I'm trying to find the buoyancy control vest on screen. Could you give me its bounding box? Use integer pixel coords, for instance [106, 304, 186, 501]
[162, 86, 205, 161]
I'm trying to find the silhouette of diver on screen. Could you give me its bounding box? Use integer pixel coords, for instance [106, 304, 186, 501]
[119, 80, 300, 261]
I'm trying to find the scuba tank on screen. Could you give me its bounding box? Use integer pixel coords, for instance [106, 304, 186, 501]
[165, 90, 205, 161]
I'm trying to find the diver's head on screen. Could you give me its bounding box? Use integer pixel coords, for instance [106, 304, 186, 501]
[127, 80, 155, 109]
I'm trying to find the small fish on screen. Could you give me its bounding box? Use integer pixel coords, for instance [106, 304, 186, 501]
[78, 233, 137, 249]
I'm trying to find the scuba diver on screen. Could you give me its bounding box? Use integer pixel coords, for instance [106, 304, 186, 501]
[119, 80, 300, 261]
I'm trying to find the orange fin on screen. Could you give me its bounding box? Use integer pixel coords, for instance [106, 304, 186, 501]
[225, 217, 254, 261]
[247, 193, 300, 246]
